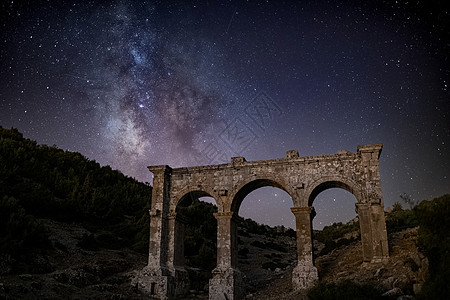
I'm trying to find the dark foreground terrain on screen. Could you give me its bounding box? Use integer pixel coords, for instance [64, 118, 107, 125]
[0, 219, 148, 299]
[0, 218, 427, 299]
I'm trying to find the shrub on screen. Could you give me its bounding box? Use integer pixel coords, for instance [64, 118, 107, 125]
[250, 240, 267, 249]
[385, 202, 418, 234]
[265, 241, 287, 253]
[285, 228, 296, 238]
[182, 199, 217, 271]
[414, 194, 450, 299]
[315, 221, 360, 244]
[242, 218, 267, 235]
[0, 195, 50, 274]
[238, 248, 249, 258]
[261, 261, 288, 270]
[238, 228, 251, 237]
[319, 240, 337, 256]
[189, 243, 216, 271]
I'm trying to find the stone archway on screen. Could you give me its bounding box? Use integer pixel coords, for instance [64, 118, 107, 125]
[230, 178, 294, 212]
[209, 178, 296, 299]
[306, 176, 364, 206]
[171, 190, 218, 296]
[136, 144, 389, 299]
[306, 178, 388, 263]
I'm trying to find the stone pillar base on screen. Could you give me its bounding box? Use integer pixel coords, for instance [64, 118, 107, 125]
[133, 266, 189, 299]
[133, 266, 171, 299]
[292, 263, 318, 290]
[209, 267, 243, 300]
[371, 256, 389, 264]
[172, 266, 189, 297]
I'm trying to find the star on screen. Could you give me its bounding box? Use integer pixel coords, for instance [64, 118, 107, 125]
[1, 0, 448, 229]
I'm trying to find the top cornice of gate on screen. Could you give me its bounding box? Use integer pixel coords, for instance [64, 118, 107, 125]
[167, 144, 382, 175]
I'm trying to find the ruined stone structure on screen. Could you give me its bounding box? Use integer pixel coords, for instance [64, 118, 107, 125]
[135, 144, 389, 299]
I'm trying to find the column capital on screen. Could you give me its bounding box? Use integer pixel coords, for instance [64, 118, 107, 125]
[355, 202, 376, 213]
[147, 165, 172, 174]
[357, 144, 383, 161]
[163, 210, 188, 224]
[291, 206, 314, 216]
[213, 211, 243, 223]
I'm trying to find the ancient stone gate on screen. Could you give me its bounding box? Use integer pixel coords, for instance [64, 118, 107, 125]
[136, 144, 389, 299]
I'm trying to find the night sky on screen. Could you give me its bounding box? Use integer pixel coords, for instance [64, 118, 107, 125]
[1, 1, 449, 229]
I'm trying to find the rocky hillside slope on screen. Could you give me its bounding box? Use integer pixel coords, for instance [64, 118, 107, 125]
[245, 227, 427, 299]
[0, 219, 431, 300]
[0, 219, 148, 299]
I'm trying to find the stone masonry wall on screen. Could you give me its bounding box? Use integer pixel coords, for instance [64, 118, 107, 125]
[142, 144, 388, 299]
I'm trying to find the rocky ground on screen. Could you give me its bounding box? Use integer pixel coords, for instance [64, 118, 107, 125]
[0, 219, 148, 299]
[0, 220, 427, 299]
[243, 227, 427, 300]
[237, 231, 297, 294]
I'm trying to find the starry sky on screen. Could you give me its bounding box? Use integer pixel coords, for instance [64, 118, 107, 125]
[1, 0, 449, 229]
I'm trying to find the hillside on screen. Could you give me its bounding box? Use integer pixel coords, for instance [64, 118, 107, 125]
[1, 127, 448, 299]
[246, 195, 450, 300]
[0, 219, 149, 299]
[0, 127, 151, 272]
[0, 214, 433, 299]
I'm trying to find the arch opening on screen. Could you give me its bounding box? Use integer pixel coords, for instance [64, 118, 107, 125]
[308, 180, 358, 207]
[312, 188, 358, 230]
[234, 182, 297, 294]
[176, 190, 217, 210]
[231, 178, 292, 213]
[309, 184, 362, 277]
[174, 191, 218, 292]
[239, 186, 295, 229]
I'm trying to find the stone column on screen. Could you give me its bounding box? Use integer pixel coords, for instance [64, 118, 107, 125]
[356, 203, 389, 262]
[291, 207, 318, 290]
[135, 165, 174, 299]
[167, 211, 189, 297]
[172, 212, 187, 268]
[146, 165, 172, 270]
[147, 208, 169, 272]
[356, 203, 373, 262]
[209, 212, 243, 300]
[356, 144, 389, 262]
[370, 203, 389, 262]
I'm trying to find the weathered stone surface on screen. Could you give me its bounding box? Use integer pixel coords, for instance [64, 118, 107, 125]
[209, 267, 243, 300]
[292, 263, 319, 290]
[138, 144, 389, 299]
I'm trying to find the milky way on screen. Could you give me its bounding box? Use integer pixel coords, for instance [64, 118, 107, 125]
[1, 1, 449, 229]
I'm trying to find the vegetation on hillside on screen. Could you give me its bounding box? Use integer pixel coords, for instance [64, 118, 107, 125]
[0, 127, 151, 274]
[181, 198, 218, 271]
[309, 194, 450, 299]
[385, 202, 418, 234]
[240, 218, 296, 238]
[414, 194, 450, 299]
[314, 220, 360, 256]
